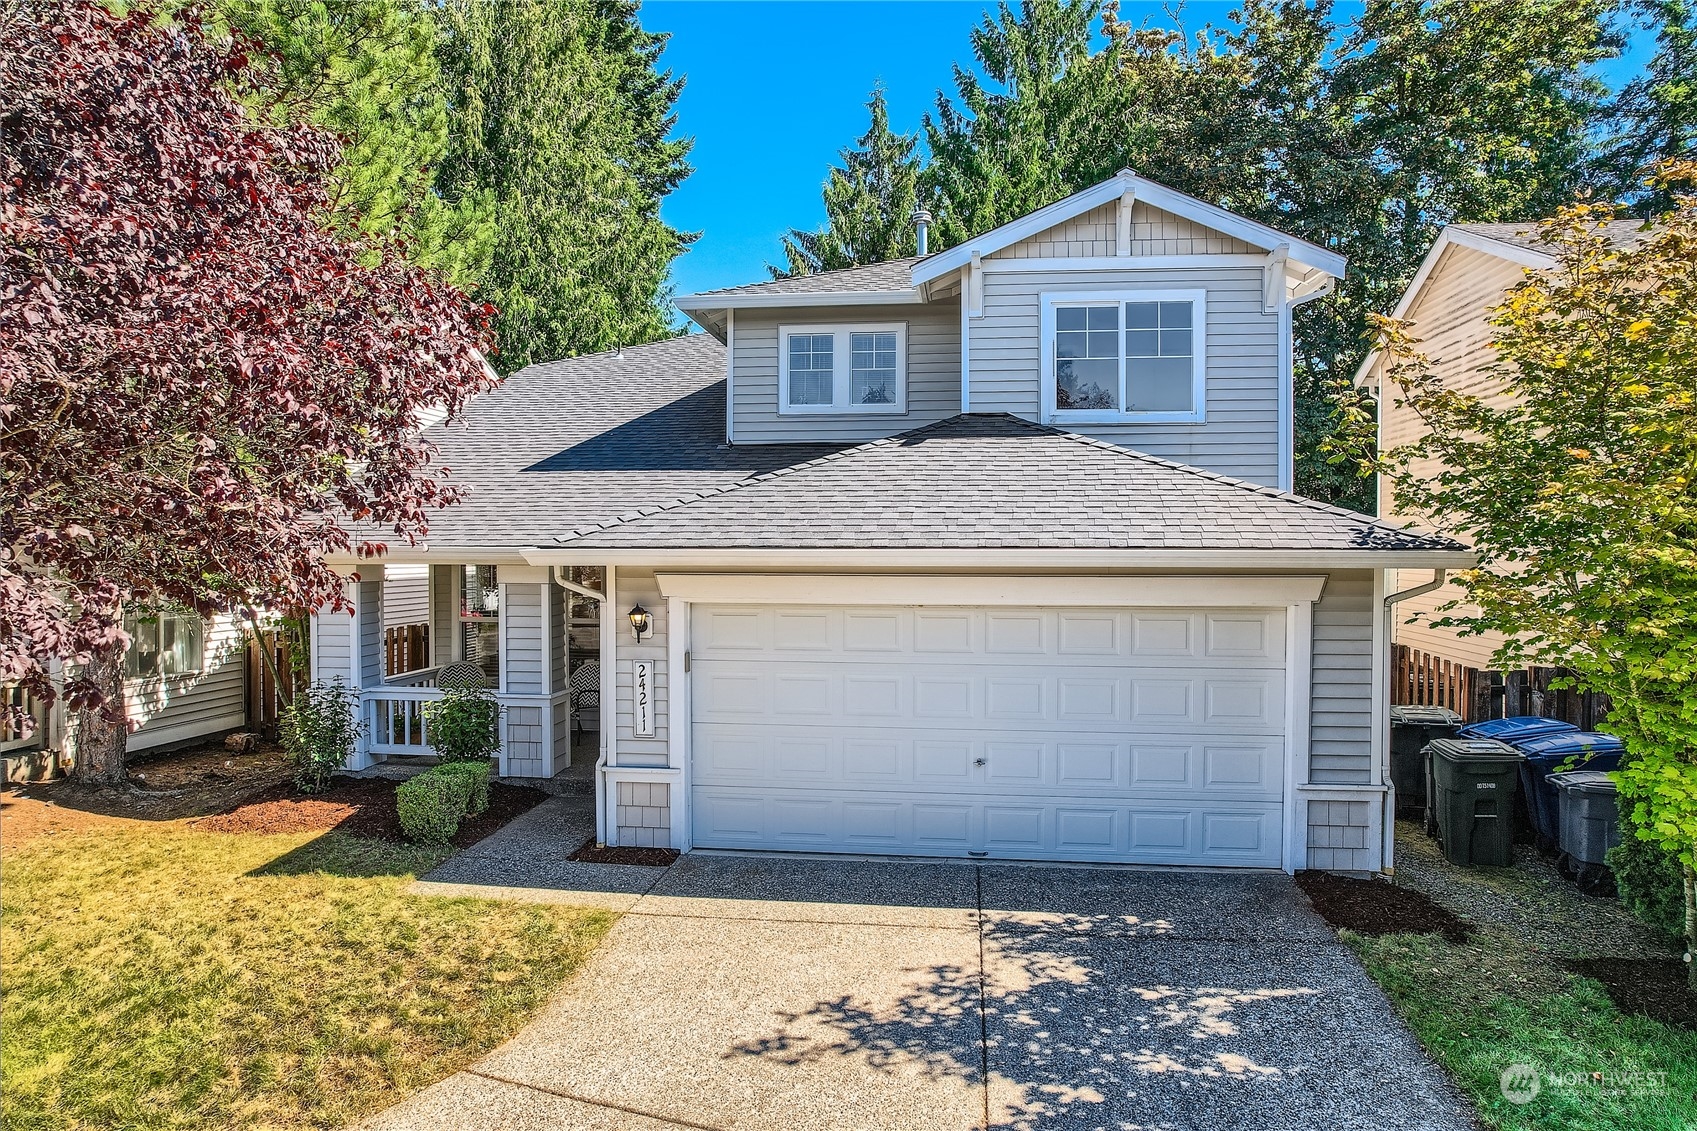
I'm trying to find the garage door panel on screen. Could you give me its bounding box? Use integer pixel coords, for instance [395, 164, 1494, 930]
[689, 603, 1289, 867]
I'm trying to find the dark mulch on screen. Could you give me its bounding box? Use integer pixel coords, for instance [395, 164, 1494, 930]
[1567, 957, 1697, 1030]
[195, 776, 547, 848]
[568, 836, 678, 867]
[1296, 869, 1472, 943]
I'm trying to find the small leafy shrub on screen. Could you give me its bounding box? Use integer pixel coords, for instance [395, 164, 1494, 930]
[1608, 805, 1686, 941]
[437, 759, 490, 815]
[280, 679, 363, 794]
[423, 686, 501, 764]
[396, 771, 472, 844]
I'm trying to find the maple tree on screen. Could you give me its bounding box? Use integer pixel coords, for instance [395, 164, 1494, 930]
[0, 0, 497, 779]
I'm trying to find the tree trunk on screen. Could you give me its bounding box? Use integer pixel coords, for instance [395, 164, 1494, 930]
[1685, 863, 1696, 990]
[71, 649, 128, 782]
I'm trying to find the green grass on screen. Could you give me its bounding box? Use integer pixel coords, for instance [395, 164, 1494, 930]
[2, 827, 615, 1130]
[1348, 930, 1697, 1130]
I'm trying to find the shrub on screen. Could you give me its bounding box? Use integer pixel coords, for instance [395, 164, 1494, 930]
[279, 679, 363, 794]
[437, 760, 490, 815]
[423, 686, 501, 764]
[396, 772, 470, 844]
[1608, 804, 1687, 941]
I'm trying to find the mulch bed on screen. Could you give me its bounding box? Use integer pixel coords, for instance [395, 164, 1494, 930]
[568, 836, 678, 867]
[1567, 957, 1697, 1030]
[195, 776, 548, 848]
[1296, 869, 1472, 943]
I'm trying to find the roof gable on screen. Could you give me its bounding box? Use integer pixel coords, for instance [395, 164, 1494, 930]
[913, 170, 1346, 284]
[551, 413, 1464, 555]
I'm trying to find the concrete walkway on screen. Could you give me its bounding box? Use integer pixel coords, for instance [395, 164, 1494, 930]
[374, 796, 1476, 1131]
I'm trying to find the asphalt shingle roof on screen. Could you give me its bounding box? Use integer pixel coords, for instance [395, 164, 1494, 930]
[411, 334, 845, 549]
[685, 257, 923, 299]
[1454, 220, 1650, 255]
[553, 413, 1465, 554]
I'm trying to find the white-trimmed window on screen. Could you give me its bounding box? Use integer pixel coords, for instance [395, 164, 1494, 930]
[1041, 290, 1207, 422]
[123, 610, 205, 680]
[778, 323, 908, 413]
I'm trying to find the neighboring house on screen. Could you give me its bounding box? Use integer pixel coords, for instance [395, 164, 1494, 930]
[311, 169, 1471, 874]
[3, 610, 247, 780]
[1357, 221, 1645, 671]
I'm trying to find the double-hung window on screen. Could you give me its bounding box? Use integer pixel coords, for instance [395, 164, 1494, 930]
[1042, 290, 1206, 423]
[778, 323, 907, 414]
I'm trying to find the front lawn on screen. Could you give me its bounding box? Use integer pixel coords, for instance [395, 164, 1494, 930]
[1345, 828, 1697, 1131]
[1, 825, 614, 1130]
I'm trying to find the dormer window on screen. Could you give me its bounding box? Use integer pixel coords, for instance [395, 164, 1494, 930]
[779, 323, 908, 414]
[1041, 290, 1207, 423]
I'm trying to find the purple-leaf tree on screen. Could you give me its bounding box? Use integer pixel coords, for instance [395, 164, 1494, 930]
[0, 1, 498, 779]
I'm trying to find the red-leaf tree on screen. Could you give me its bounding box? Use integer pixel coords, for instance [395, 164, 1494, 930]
[0, 1, 498, 779]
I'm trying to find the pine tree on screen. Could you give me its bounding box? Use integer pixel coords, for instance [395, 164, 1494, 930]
[1596, 0, 1697, 210]
[775, 89, 923, 277]
[435, 0, 693, 373]
[219, 0, 495, 288]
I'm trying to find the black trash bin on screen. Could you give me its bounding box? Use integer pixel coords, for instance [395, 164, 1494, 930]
[1390, 705, 1463, 819]
[1428, 738, 1521, 867]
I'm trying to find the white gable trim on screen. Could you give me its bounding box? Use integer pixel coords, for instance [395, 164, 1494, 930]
[1352, 225, 1552, 386]
[677, 288, 921, 314]
[913, 170, 1346, 286]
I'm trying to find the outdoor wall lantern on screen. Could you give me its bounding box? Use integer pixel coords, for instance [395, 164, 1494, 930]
[628, 604, 652, 642]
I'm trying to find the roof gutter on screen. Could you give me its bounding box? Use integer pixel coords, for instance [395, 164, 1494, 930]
[522, 547, 1477, 570]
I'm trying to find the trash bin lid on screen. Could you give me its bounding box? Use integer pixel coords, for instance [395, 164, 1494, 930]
[1455, 716, 1578, 741]
[1390, 705, 1464, 726]
[1512, 731, 1625, 759]
[1546, 769, 1618, 794]
[1426, 737, 1520, 760]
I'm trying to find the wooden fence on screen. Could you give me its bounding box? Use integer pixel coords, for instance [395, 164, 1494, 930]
[384, 623, 429, 678]
[246, 629, 299, 738]
[1392, 643, 1610, 726]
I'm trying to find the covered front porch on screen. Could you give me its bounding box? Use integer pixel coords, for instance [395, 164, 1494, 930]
[310, 562, 609, 782]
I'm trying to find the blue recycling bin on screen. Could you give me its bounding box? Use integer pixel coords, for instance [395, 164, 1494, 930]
[1512, 731, 1625, 846]
[1456, 716, 1578, 742]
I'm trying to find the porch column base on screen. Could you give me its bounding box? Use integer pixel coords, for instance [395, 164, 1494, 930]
[600, 766, 685, 851]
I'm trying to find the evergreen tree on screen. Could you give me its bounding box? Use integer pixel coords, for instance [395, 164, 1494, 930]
[1596, 0, 1697, 209]
[775, 89, 923, 277]
[435, 0, 693, 373]
[219, 0, 495, 288]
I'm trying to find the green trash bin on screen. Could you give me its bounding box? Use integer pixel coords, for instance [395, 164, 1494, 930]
[1428, 738, 1521, 867]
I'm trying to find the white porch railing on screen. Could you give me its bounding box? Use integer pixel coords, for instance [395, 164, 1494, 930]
[358, 686, 571, 775]
[383, 667, 440, 689]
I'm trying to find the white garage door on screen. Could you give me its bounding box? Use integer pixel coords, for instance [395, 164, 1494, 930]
[689, 604, 1288, 867]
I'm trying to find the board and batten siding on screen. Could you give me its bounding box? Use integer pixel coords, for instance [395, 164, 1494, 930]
[126, 613, 247, 753]
[729, 302, 962, 444]
[613, 568, 669, 766]
[969, 264, 1280, 483]
[1309, 570, 1374, 784]
[1377, 243, 1524, 670]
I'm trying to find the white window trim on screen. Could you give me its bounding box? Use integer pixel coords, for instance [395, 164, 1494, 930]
[1039, 289, 1207, 424]
[777, 322, 908, 415]
[123, 609, 206, 681]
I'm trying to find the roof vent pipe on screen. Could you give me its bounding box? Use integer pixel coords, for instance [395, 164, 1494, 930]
[912, 207, 933, 257]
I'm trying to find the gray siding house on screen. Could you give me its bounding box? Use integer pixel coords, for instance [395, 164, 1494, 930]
[311, 170, 1470, 874]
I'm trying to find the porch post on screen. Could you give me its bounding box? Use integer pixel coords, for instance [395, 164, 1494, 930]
[308, 563, 384, 770]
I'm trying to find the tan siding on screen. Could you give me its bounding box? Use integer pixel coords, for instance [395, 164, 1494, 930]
[613, 568, 668, 766]
[731, 302, 961, 444]
[970, 264, 1280, 483]
[1378, 245, 1524, 666]
[1310, 571, 1374, 784]
[127, 614, 246, 752]
[990, 201, 1258, 260]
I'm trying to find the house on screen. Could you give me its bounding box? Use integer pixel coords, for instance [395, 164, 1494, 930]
[311, 169, 1472, 874]
[1357, 221, 1646, 673]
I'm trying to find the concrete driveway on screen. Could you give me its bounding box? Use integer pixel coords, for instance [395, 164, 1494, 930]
[370, 805, 1475, 1130]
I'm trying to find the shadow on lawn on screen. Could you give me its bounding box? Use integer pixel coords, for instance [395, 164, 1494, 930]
[249, 829, 451, 879]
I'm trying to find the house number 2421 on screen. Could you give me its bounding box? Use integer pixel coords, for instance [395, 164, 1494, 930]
[633, 660, 655, 738]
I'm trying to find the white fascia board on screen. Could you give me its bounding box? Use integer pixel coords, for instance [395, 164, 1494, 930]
[675, 289, 922, 314]
[1127, 175, 1346, 280]
[651, 572, 1328, 607]
[523, 547, 1477, 569]
[1353, 226, 1554, 387]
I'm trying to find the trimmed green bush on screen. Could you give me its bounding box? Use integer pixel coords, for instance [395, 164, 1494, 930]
[437, 760, 491, 815]
[280, 679, 363, 794]
[423, 687, 501, 764]
[1608, 805, 1686, 941]
[396, 772, 471, 844]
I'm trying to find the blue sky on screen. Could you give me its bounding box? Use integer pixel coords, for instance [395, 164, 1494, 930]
[643, 1, 1656, 304]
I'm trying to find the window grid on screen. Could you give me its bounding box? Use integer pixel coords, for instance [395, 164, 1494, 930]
[787, 333, 835, 407]
[779, 325, 906, 413]
[850, 331, 899, 405]
[1048, 293, 1202, 420]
